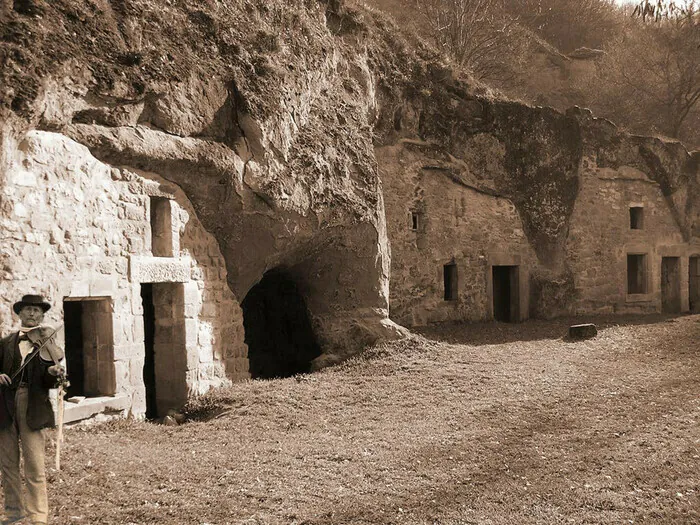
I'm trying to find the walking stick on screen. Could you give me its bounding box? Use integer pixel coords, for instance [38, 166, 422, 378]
[55, 376, 67, 471]
[41, 326, 68, 472]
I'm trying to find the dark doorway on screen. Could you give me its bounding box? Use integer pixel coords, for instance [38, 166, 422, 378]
[627, 254, 648, 294]
[140, 283, 187, 419]
[63, 301, 84, 399]
[242, 270, 322, 379]
[62, 298, 115, 399]
[492, 265, 520, 322]
[661, 257, 681, 313]
[690, 256, 700, 313]
[140, 284, 157, 419]
[443, 263, 458, 301]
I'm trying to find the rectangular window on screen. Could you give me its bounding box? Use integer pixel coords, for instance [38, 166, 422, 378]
[627, 254, 647, 294]
[410, 211, 422, 232]
[630, 206, 644, 230]
[150, 197, 173, 257]
[444, 263, 458, 301]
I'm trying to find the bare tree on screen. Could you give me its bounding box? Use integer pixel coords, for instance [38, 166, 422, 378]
[415, 0, 530, 85]
[633, 0, 698, 23]
[508, 0, 621, 52]
[588, 13, 700, 145]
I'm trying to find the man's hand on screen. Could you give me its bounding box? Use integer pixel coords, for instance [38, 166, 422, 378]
[0, 373, 11, 386]
[48, 365, 66, 377]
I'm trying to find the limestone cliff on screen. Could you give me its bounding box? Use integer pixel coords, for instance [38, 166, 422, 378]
[0, 0, 409, 361]
[1, 0, 699, 333]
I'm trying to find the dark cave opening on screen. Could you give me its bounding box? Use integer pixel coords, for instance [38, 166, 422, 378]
[241, 269, 322, 379]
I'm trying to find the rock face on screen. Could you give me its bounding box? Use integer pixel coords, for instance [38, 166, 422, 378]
[0, 0, 699, 418]
[380, 92, 700, 323]
[0, 0, 408, 418]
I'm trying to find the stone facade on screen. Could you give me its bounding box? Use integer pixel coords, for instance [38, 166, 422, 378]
[379, 143, 537, 326]
[567, 161, 695, 314]
[381, 125, 700, 326]
[0, 130, 247, 421]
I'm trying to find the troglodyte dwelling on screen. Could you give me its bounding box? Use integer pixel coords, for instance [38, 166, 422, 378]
[381, 106, 700, 326]
[0, 1, 698, 422]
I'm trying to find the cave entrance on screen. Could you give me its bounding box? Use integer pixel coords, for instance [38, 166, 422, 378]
[241, 269, 322, 379]
[661, 257, 681, 313]
[492, 265, 520, 323]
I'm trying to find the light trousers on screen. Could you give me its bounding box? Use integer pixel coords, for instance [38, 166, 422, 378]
[0, 386, 49, 524]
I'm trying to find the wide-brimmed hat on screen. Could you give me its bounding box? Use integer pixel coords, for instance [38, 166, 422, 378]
[13, 294, 51, 314]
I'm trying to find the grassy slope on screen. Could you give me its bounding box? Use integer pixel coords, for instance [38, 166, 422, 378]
[42, 315, 699, 524]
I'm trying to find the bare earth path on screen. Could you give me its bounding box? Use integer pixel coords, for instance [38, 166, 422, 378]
[28, 315, 700, 524]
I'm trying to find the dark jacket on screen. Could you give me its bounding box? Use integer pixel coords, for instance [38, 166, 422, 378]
[0, 332, 58, 430]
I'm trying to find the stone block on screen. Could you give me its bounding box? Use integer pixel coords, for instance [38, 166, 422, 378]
[131, 291, 144, 315]
[112, 317, 129, 345]
[568, 323, 598, 339]
[133, 318, 145, 343]
[128, 365, 145, 392]
[90, 276, 116, 296]
[198, 343, 213, 364]
[69, 280, 90, 298]
[184, 302, 199, 319]
[186, 344, 199, 370]
[113, 360, 131, 392]
[129, 256, 191, 284]
[62, 393, 131, 424]
[201, 301, 217, 318]
[113, 343, 143, 361]
[185, 319, 198, 348]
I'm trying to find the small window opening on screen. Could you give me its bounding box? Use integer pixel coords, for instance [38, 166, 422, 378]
[150, 197, 173, 257]
[630, 207, 644, 230]
[411, 212, 420, 231]
[627, 254, 647, 294]
[444, 263, 458, 301]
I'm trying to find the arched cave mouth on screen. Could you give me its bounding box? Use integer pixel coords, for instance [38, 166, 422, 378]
[241, 269, 322, 379]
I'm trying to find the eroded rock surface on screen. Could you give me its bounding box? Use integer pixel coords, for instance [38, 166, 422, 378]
[1, 0, 698, 381]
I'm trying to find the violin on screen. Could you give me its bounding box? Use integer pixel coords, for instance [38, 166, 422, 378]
[24, 325, 65, 363]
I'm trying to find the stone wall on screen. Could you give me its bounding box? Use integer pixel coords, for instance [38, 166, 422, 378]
[380, 112, 700, 325]
[0, 130, 247, 419]
[379, 143, 537, 326]
[567, 159, 695, 314]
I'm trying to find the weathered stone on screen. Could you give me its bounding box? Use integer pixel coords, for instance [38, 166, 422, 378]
[129, 256, 191, 284]
[0, 131, 244, 420]
[568, 323, 598, 339]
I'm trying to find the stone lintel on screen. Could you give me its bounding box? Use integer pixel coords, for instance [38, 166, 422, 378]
[657, 245, 686, 257]
[129, 256, 191, 284]
[487, 252, 523, 267]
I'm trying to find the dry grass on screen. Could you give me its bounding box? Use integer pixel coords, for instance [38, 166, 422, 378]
[30, 314, 700, 524]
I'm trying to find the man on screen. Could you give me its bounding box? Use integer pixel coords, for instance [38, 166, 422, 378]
[0, 294, 65, 525]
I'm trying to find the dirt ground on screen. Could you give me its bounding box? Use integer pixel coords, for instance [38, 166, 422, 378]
[9, 314, 700, 524]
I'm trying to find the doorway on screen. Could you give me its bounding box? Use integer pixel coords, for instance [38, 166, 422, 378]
[492, 265, 520, 322]
[242, 269, 321, 379]
[140, 283, 187, 419]
[62, 298, 115, 399]
[661, 257, 681, 313]
[689, 256, 699, 313]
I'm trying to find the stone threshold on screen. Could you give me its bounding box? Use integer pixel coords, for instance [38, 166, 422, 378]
[62, 393, 131, 424]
